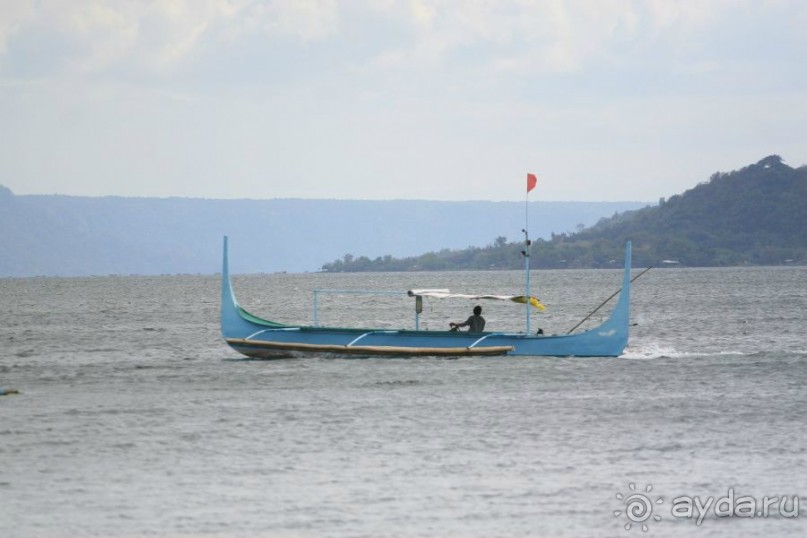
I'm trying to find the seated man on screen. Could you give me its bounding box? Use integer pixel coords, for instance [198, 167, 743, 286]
[450, 305, 486, 333]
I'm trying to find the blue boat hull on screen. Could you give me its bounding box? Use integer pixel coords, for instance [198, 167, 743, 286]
[221, 238, 632, 358]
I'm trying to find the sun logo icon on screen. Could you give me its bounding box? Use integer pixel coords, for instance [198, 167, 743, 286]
[614, 483, 663, 532]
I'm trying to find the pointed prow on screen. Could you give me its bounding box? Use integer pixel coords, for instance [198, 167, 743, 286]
[220, 236, 241, 335]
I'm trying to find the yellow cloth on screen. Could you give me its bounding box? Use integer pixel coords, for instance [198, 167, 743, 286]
[511, 296, 546, 311]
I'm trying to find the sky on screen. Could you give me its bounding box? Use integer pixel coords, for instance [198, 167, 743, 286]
[1, 0, 805, 202]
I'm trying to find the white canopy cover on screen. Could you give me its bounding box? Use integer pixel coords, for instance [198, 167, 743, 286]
[407, 289, 546, 311]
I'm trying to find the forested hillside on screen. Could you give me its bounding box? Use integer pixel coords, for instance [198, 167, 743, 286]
[323, 156, 807, 271]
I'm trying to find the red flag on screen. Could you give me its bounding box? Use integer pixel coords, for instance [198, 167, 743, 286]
[527, 173, 537, 193]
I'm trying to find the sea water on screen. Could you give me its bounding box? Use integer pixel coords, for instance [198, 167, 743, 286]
[1, 267, 805, 538]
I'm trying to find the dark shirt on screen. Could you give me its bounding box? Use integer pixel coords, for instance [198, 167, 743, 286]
[463, 314, 486, 333]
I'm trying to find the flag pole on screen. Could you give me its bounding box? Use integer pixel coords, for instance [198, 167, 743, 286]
[523, 173, 536, 334]
[524, 225, 531, 334]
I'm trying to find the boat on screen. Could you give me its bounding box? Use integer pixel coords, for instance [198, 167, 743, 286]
[220, 237, 633, 358]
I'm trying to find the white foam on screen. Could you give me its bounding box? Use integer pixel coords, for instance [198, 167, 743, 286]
[619, 343, 748, 360]
[620, 343, 682, 359]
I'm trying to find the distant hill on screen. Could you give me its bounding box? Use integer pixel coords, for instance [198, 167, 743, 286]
[568, 155, 807, 267]
[322, 156, 807, 271]
[0, 188, 645, 277]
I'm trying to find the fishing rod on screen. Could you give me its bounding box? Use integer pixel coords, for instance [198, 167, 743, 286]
[566, 265, 654, 334]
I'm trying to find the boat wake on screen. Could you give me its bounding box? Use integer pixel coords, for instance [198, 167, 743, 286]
[620, 343, 749, 360]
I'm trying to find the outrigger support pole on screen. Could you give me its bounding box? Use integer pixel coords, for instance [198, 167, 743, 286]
[566, 265, 653, 334]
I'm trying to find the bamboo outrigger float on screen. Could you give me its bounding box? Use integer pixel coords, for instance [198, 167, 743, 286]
[220, 237, 632, 358]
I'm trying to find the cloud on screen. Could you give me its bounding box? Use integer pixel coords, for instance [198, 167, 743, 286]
[0, 5, 30, 56]
[1, 1, 805, 202]
[0, 1, 200, 74]
[0, 0, 340, 76]
[245, 0, 339, 41]
[3, 0, 805, 80]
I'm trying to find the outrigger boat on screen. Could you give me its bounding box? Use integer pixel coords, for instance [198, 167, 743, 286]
[220, 237, 633, 358]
